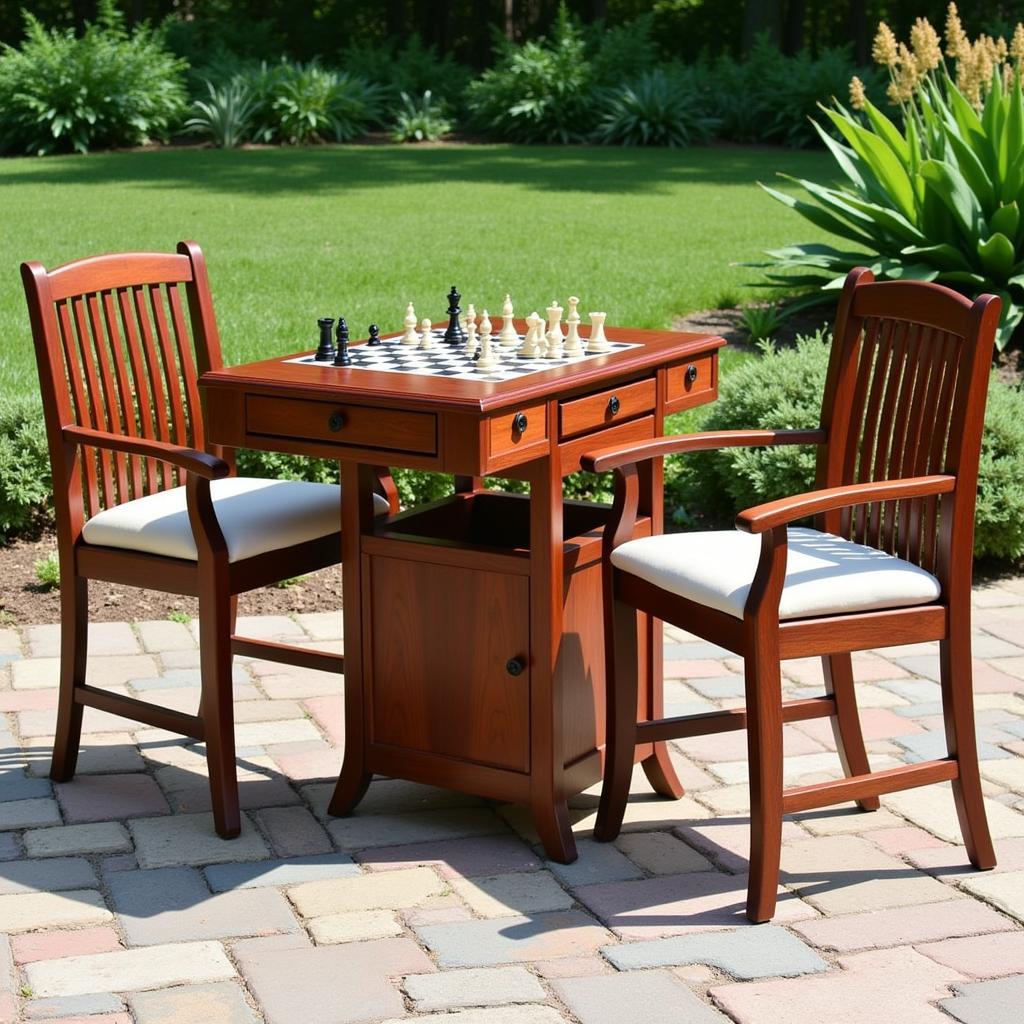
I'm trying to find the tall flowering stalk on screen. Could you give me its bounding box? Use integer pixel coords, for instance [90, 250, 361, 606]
[761, 2, 1024, 349]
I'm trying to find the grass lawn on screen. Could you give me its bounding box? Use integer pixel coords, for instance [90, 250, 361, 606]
[0, 143, 837, 392]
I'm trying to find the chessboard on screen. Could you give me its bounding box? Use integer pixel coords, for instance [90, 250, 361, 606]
[285, 330, 641, 382]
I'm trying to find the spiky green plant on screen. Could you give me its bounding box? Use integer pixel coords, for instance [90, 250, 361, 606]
[186, 78, 256, 148]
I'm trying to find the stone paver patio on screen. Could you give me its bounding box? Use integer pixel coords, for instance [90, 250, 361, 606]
[1, 581, 1023, 1024]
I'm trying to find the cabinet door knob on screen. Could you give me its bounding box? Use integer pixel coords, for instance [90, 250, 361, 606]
[686, 364, 698, 384]
[505, 657, 525, 677]
[328, 411, 346, 432]
[608, 395, 621, 415]
[512, 412, 528, 434]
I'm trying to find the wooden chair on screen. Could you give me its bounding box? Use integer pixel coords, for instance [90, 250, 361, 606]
[21, 242, 397, 838]
[581, 269, 999, 921]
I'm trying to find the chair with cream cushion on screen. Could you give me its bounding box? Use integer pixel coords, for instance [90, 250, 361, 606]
[580, 269, 999, 922]
[22, 243, 397, 839]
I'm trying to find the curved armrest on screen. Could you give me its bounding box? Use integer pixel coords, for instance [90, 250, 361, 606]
[580, 429, 825, 473]
[63, 426, 231, 480]
[736, 475, 956, 534]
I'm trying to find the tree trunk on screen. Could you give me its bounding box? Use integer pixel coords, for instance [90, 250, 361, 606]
[849, 0, 869, 65]
[782, 0, 805, 55]
[742, 0, 783, 54]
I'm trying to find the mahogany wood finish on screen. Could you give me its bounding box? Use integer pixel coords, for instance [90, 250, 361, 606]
[202, 321, 723, 861]
[582, 269, 1000, 920]
[21, 243, 396, 839]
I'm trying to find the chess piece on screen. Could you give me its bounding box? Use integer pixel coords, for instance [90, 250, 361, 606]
[475, 309, 498, 371]
[499, 294, 518, 348]
[419, 318, 433, 350]
[315, 317, 335, 361]
[444, 285, 466, 345]
[464, 303, 478, 356]
[587, 311, 611, 352]
[401, 302, 420, 346]
[519, 312, 541, 357]
[546, 301, 564, 343]
[564, 296, 583, 355]
[367, 323, 381, 346]
[543, 320, 563, 359]
[333, 317, 352, 366]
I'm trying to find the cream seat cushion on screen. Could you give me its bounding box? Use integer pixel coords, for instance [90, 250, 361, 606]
[610, 527, 941, 621]
[81, 477, 390, 563]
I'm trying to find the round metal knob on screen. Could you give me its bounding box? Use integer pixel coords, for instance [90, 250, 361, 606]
[686, 363, 698, 384]
[608, 395, 621, 415]
[512, 412, 528, 434]
[505, 657, 525, 677]
[328, 411, 345, 433]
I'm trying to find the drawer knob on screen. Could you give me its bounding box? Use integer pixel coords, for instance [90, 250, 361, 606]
[512, 412, 528, 434]
[505, 657, 525, 677]
[608, 395, 621, 415]
[328, 411, 345, 432]
[686, 363, 698, 384]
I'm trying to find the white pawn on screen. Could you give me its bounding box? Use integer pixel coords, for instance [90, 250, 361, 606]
[475, 309, 498, 372]
[520, 312, 542, 357]
[564, 296, 583, 355]
[401, 302, 420, 346]
[499, 294, 518, 348]
[419, 318, 434, 350]
[464, 303, 478, 355]
[587, 311, 611, 352]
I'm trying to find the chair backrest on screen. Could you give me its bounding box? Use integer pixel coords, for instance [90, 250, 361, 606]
[21, 241, 225, 531]
[816, 268, 1000, 590]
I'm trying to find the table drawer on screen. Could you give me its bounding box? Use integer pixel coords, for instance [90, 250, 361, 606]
[487, 402, 548, 462]
[665, 352, 716, 412]
[246, 395, 437, 455]
[559, 377, 656, 440]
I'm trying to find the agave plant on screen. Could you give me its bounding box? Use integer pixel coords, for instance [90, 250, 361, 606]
[759, 6, 1024, 349]
[185, 78, 255, 148]
[390, 90, 451, 143]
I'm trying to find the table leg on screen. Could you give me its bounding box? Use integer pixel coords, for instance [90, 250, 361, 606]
[328, 461, 377, 818]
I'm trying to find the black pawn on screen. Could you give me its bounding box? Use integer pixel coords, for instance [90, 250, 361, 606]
[367, 323, 381, 346]
[315, 317, 335, 361]
[333, 316, 352, 366]
[443, 285, 466, 345]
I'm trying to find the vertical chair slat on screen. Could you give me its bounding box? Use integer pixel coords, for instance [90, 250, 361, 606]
[56, 300, 100, 517]
[841, 316, 879, 538]
[132, 285, 174, 491]
[920, 340, 961, 573]
[102, 289, 145, 501]
[167, 283, 203, 450]
[117, 287, 161, 494]
[853, 317, 894, 542]
[87, 292, 130, 506]
[148, 284, 189, 484]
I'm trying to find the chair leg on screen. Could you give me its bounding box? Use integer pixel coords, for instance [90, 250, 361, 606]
[50, 575, 88, 782]
[199, 583, 240, 839]
[745, 644, 784, 923]
[940, 620, 996, 870]
[594, 593, 640, 842]
[823, 653, 880, 812]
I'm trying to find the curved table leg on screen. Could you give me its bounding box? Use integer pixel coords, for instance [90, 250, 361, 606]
[642, 742, 685, 799]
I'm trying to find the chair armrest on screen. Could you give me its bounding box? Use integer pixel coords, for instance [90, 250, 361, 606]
[63, 426, 231, 480]
[735, 475, 956, 534]
[580, 429, 825, 473]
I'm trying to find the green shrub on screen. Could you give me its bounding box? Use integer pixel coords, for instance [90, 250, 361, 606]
[0, 397, 52, 541]
[185, 78, 257, 148]
[588, 13, 660, 86]
[668, 332, 1024, 563]
[466, 5, 595, 143]
[594, 69, 717, 147]
[0, 1, 187, 155]
[33, 552, 59, 590]
[390, 90, 452, 143]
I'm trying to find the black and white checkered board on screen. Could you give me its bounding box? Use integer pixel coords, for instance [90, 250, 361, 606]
[285, 331, 640, 382]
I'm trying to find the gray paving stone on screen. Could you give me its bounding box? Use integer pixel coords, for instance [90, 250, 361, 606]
[404, 966, 546, 1010]
[601, 925, 829, 979]
[941, 975, 1024, 1024]
[877, 678, 943, 703]
[685, 675, 747, 699]
[896, 729, 1014, 762]
[416, 911, 613, 968]
[553, 970, 729, 1024]
[22, 993, 124, 1019]
[129, 981, 258, 1024]
[24, 821, 132, 858]
[129, 812, 269, 868]
[0, 834, 19, 860]
[379, 1008, 567, 1024]
[0, 798, 60, 831]
[0, 856, 97, 894]
[327, 808, 508, 850]
[545, 839, 643, 887]
[451, 871, 574, 917]
[204, 854, 359, 891]
[0, 767, 52, 801]
[1, 934, 11, 992]
[107, 865, 299, 945]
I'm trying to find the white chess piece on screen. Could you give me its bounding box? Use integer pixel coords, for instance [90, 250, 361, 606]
[564, 296, 583, 355]
[499, 294, 518, 348]
[546, 301, 564, 343]
[464, 304, 478, 355]
[520, 312, 541, 357]
[587, 311, 611, 352]
[475, 310, 497, 372]
[401, 302, 419, 346]
[419, 318, 433, 350]
[544, 321, 563, 359]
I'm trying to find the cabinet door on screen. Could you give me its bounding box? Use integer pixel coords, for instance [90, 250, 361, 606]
[368, 556, 530, 772]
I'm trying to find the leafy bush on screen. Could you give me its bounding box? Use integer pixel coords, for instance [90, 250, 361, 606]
[668, 332, 1024, 562]
[0, 396, 52, 541]
[186, 78, 257, 148]
[33, 552, 59, 590]
[390, 90, 452, 143]
[0, 1, 187, 155]
[594, 69, 717, 147]
[588, 13, 660, 86]
[760, 11, 1024, 350]
[466, 5, 595, 143]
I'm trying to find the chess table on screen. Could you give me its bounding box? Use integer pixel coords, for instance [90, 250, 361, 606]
[201, 320, 724, 862]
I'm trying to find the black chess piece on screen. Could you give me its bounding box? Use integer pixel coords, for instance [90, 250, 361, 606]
[333, 316, 352, 366]
[443, 285, 466, 345]
[367, 323, 381, 346]
[315, 317, 335, 361]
